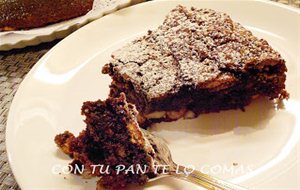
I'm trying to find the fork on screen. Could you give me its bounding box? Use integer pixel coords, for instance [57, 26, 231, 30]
[141, 129, 249, 190]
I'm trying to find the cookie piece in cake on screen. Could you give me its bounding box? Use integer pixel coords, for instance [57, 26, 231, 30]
[55, 93, 156, 190]
[102, 5, 289, 127]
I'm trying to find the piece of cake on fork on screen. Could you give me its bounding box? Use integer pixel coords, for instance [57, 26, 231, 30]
[102, 5, 288, 127]
[55, 93, 157, 189]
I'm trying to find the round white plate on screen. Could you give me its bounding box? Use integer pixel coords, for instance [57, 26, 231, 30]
[0, 0, 140, 51]
[6, 0, 300, 190]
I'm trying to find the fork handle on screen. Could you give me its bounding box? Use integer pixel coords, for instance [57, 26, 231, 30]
[170, 165, 249, 190]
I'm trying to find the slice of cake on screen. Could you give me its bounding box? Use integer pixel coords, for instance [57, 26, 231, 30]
[102, 5, 289, 127]
[55, 93, 157, 189]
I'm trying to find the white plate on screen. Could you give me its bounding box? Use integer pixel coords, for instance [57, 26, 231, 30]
[0, 0, 140, 51]
[6, 0, 300, 189]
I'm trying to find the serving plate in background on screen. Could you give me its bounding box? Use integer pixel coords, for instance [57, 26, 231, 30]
[0, 0, 142, 51]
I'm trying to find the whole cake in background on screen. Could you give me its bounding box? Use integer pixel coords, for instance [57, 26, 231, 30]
[0, 0, 93, 31]
[103, 5, 289, 127]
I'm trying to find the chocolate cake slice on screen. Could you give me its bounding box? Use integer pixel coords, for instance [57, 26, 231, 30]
[102, 5, 288, 126]
[55, 93, 157, 189]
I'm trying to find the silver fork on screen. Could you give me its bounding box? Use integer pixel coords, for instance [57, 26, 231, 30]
[141, 129, 249, 190]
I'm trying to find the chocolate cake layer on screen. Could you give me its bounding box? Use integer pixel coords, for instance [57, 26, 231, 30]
[55, 94, 156, 189]
[102, 5, 288, 126]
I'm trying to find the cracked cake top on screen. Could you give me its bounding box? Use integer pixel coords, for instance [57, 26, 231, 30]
[103, 5, 285, 100]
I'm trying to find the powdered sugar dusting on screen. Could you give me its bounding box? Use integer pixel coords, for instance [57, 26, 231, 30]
[104, 5, 284, 100]
[111, 37, 178, 99]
